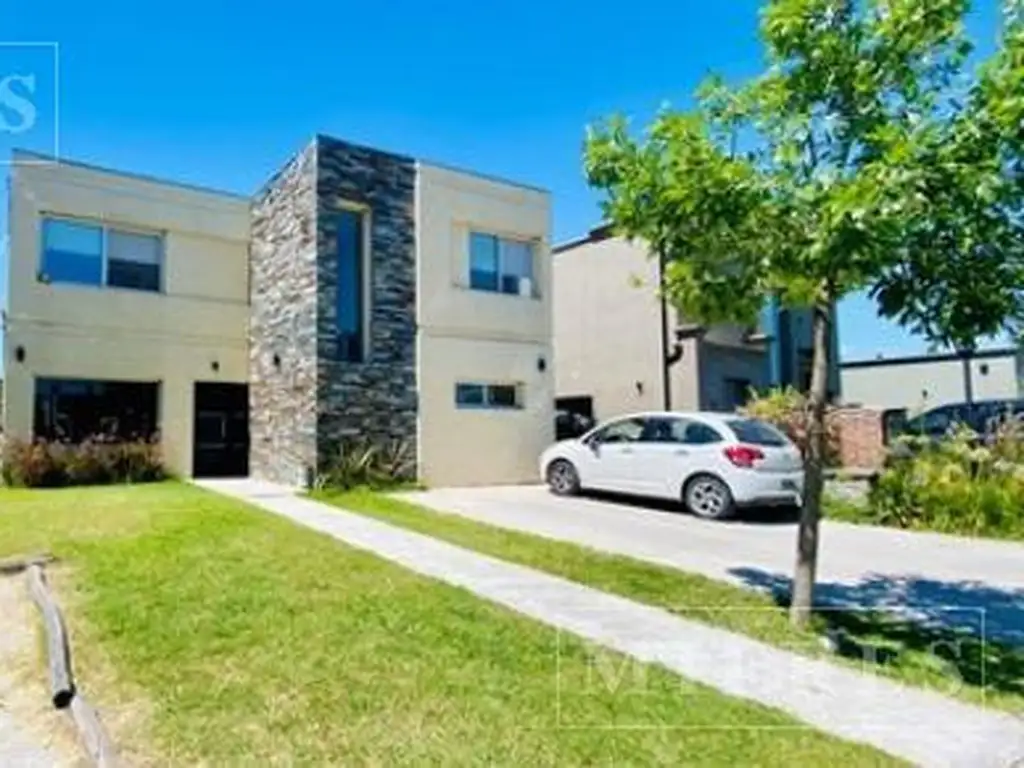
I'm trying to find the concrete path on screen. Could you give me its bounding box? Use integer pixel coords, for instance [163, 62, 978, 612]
[402, 485, 1024, 644]
[200, 478, 1024, 767]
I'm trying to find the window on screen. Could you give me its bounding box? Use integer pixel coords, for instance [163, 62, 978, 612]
[336, 209, 366, 362]
[726, 418, 788, 447]
[41, 217, 163, 292]
[469, 231, 535, 296]
[455, 382, 522, 409]
[591, 417, 645, 444]
[34, 378, 159, 443]
[639, 417, 724, 445]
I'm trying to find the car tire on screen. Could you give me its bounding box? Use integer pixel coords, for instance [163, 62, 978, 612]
[546, 459, 581, 496]
[683, 474, 735, 520]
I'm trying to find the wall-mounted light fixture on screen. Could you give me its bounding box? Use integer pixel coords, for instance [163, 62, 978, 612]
[537, 356, 547, 373]
[14, 346, 25, 363]
[211, 360, 220, 373]
[635, 381, 644, 395]
[272, 353, 282, 370]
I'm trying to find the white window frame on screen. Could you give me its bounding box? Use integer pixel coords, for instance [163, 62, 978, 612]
[39, 214, 165, 293]
[468, 230, 538, 298]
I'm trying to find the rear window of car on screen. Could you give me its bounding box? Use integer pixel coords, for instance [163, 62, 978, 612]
[725, 419, 788, 447]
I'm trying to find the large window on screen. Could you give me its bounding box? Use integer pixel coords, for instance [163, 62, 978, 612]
[455, 382, 522, 410]
[34, 378, 159, 443]
[469, 232, 535, 296]
[336, 209, 366, 362]
[41, 217, 163, 292]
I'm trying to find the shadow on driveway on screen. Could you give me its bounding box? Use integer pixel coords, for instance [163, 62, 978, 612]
[580, 490, 800, 525]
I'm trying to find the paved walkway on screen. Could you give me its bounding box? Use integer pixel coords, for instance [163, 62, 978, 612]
[199, 479, 1024, 768]
[403, 486, 1024, 644]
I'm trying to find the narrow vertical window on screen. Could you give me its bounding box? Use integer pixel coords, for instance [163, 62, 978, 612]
[337, 209, 365, 362]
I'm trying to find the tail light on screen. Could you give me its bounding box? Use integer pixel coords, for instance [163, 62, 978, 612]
[724, 444, 765, 468]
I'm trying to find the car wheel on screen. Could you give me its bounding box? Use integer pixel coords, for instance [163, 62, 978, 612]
[547, 459, 581, 496]
[684, 474, 735, 520]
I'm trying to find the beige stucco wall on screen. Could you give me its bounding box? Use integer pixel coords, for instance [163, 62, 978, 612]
[841, 353, 1022, 412]
[554, 235, 708, 420]
[3, 152, 250, 476]
[415, 162, 553, 486]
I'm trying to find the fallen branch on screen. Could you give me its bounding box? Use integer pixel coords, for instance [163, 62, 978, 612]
[0, 552, 55, 576]
[25, 564, 75, 708]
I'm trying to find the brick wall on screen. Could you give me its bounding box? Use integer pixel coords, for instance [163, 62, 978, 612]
[832, 407, 886, 469]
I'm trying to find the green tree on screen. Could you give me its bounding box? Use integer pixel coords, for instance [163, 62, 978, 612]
[585, 0, 1024, 626]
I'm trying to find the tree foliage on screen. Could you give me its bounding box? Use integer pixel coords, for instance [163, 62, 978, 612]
[584, 0, 1024, 624]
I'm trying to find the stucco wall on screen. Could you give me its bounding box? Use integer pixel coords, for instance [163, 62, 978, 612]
[3, 152, 250, 477]
[553, 236, 671, 420]
[416, 162, 552, 485]
[841, 353, 1022, 412]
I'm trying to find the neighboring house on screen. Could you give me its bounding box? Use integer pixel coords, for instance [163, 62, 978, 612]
[841, 347, 1024, 412]
[3, 136, 553, 487]
[553, 226, 839, 423]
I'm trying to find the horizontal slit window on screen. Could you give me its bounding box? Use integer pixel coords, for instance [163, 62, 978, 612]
[455, 382, 523, 410]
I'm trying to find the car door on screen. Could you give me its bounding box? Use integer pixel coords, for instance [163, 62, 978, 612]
[632, 417, 722, 499]
[579, 417, 646, 493]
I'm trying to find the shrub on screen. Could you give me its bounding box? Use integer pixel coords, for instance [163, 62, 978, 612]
[862, 428, 1024, 540]
[1, 437, 165, 488]
[740, 386, 841, 466]
[314, 438, 416, 491]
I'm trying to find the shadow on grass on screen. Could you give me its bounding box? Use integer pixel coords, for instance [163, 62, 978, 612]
[730, 566, 1024, 704]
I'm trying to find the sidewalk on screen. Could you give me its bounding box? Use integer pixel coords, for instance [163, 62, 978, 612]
[199, 478, 1024, 768]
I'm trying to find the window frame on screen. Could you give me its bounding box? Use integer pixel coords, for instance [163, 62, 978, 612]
[333, 205, 372, 363]
[588, 416, 646, 445]
[467, 230, 538, 298]
[455, 382, 523, 411]
[39, 214, 165, 293]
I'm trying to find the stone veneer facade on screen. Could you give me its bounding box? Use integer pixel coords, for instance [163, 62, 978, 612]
[249, 136, 418, 485]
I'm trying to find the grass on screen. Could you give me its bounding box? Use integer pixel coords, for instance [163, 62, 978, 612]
[315, 488, 1024, 715]
[0, 482, 897, 765]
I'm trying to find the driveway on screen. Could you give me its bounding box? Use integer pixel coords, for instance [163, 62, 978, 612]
[401, 486, 1024, 644]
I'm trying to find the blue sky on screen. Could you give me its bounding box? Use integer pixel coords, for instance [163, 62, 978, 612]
[0, 0, 1008, 370]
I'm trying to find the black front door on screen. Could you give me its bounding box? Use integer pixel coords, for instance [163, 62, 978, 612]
[193, 383, 249, 478]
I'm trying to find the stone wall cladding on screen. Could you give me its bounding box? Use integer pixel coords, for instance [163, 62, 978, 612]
[249, 142, 320, 485]
[314, 136, 418, 466]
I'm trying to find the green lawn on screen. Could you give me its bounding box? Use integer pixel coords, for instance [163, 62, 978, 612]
[315, 489, 1024, 715]
[0, 482, 896, 765]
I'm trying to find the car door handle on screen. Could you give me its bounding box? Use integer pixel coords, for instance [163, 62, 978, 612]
[620, 447, 634, 454]
[673, 449, 689, 456]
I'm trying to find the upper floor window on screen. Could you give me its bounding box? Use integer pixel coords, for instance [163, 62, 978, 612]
[336, 208, 367, 363]
[40, 217, 163, 293]
[469, 231, 535, 297]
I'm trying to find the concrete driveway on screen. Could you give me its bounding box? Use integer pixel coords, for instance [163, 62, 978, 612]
[401, 486, 1024, 644]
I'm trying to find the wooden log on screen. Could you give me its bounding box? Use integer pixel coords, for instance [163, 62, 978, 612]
[25, 564, 75, 708]
[69, 694, 117, 768]
[0, 552, 55, 576]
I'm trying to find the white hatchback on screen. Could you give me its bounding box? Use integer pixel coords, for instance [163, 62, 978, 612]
[539, 411, 804, 519]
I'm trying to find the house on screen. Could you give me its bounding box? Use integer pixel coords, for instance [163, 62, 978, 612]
[3, 136, 553, 487]
[841, 347, 1024, 412]
[552, 226, 839, 422]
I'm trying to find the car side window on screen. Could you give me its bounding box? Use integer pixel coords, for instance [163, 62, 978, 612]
[591, 417, 645, 444]
[683, 421, 724, 445]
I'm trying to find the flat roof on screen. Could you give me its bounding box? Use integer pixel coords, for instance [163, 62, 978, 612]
[841, 347, 1020, 369]
[553, 223, 615, 254]
[12, 149, 252, 202]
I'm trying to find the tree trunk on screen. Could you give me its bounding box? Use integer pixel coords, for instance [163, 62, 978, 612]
[790, 302, 831, 627]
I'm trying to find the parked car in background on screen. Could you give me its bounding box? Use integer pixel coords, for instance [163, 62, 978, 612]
[898, 398, 1024, 442]
[540, 411, 804, 520]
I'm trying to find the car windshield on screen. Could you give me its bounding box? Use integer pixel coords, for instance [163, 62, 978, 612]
[725, 418, 788, 447]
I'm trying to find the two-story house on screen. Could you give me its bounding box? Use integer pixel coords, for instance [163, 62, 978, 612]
[553, 225, 839, 423]
[3, 136, 553, 487]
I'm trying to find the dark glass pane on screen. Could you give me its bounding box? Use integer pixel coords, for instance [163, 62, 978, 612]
[470, 232, 499, 292]
[487, 385, 518, 408]
[108, 259, 160, 291]
[336, 210, 364, 362]
[471, 269, 499, 292]
[41, 219, 103, 286]
[42, 249, 103, 286]
[34, 378, 159, 443]
[455, 383, 485, 406]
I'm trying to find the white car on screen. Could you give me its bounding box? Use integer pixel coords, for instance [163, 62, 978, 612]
[539, 411, 804, 520]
